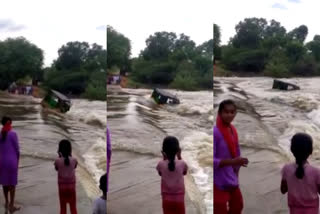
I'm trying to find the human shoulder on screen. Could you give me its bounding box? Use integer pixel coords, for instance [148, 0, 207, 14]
[213, 126, 222, 139]
[54, 157, 62, 168]
[70, 156, 77, 162]
[177, 159, 187, 166]
[282, 162, 295, 171]
[70, 157, 78, 167]
[157, 160, 167, 168]
[282, 162, 296, 176]
[55, 157, 62, 163]
[8, 130, 17, 137]
[306, 163, 320, 175]
[93, 197, 106, 213]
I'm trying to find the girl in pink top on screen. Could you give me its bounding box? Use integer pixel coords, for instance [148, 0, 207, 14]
[281, 133, 320, 214]
[156, 136, 188, 214]
[54, 139, 78, 214]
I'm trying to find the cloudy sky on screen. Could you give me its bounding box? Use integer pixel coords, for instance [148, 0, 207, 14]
[214, 0, 320, 45]
[0, 0, 214, 66]
[1, 0, 317, 66]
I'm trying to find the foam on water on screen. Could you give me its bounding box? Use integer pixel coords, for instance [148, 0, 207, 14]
[67, 99, 106, 128]
[181, 131, 213, 214]
[83, 135, 107, 183]
[107, 87, 213, 213]
[216, 77, 320, 160]
[0, 94, 106, 199]
[66, 99, 107, 187]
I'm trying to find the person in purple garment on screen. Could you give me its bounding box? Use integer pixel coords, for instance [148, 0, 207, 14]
[0, 116, 21, 213]
[106, 126, 111, 195]
[214, 100, 249, 214]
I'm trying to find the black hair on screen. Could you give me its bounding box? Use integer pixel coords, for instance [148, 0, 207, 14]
[99, 173, 107, 195]
[58, 139, 72, 166]
[1, 116, 12, 141]
[162, 136, 180, 171]
[291, 133, 313, 179]
[218, 99, 237, 114]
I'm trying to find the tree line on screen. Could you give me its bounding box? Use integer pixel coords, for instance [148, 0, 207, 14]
[107, 26, 213, 90]
[0, 37, 106, 100]
[214, 18, 320, 77]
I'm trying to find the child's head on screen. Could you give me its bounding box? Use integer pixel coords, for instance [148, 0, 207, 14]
[1, 116, 12, 126]
[291, 133, 313, 179]
[58, 139, 72, 166]
[162, 136, 180, 171]
[1, 116, 12, 141]
[218, 99, 237, 124]
[99, 173, 107, 196]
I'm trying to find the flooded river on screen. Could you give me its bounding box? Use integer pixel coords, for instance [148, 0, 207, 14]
[107, 86, 213, 213]
[214, 77, 320, 213]
[0, 92, 106, 198]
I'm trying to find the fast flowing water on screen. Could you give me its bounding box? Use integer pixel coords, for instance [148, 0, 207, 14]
[0, 92, 106, 198]
[107, 86, 213, 213]
[215, 77, 320, 213]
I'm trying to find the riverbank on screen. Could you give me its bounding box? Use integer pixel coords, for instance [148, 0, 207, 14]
[118, 76, 212, 91]
[213, 64, 320, 79]
[0, 156, 92, 214]
[214, 65, 266, 78]
[107, 151, 201, 214]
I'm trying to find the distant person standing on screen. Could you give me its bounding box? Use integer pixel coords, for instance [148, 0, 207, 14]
[0, 116, 21, 213]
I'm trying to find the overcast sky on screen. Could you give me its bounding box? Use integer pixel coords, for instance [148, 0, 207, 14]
[1, 0, 317, 67]
[214, 0, 320, 45]
[0, 0, 214, 67]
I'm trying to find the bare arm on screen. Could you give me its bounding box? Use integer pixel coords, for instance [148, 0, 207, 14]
[183, 163, 188, 175]
[219, 159, 236, 167]
[219, 158, 248, 168]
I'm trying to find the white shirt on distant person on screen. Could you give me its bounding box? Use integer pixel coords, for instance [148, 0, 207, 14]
[93, 197, 106, 214]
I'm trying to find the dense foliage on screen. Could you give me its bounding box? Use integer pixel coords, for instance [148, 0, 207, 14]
[215, 18, 320, 77]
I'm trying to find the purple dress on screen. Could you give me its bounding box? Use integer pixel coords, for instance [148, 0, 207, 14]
[214, 126, 240, 191]
[0, 131, 20, 186]
[107, 127, 111, 192]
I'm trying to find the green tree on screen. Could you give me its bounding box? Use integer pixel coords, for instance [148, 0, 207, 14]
[45, 42, 106, 97]
[285, 41, 306, 63]
[232, 18, 268, 48]
[306, 35, 320, 61]
[197, 39, 213, 59]
[214, 24, 221, 63]
[171, 33, 196, 62]
[0, 37, 44, 90]
[288, 25, 308, 43]
[84, 71, 106, 100]
[170, 61, 198, 90]
[290, 55, 318, 76]
[262, 20, 287, 50]
[141, 31, 177, 60]
[264, 49, 290, 77]
[107, 26, 131, 74]
[55, 41, 90, 70]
